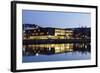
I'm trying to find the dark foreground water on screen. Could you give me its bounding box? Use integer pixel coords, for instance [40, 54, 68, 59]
[23, 51, 90, 62]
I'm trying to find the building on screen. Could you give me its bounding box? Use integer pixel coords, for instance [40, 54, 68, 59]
[23, 24, 74, 40]
[22, 24, 91, 55]
[55, 28, 73, 39]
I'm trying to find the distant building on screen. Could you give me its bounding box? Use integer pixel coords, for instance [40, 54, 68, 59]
[23, 24, 90, 40]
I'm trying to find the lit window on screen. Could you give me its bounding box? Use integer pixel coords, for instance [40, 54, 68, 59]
[40, 32, 44, 35]
[35, 33, 38, 35]
[47, 32, 49, 34]
[34, 30, 36, 32]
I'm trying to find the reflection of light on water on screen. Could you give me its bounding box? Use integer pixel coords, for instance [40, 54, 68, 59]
[54, 44, 73, 53]
[49, 47, 51, 51]
[55, 46, 61, 53]
[23, 43, 91, 62]
[23, 43, 90, 55]
[24, 44, 74, 54]
[69, 49, 73, 51]
[85, 45, 87, 48]
[36, 53, 39, 56]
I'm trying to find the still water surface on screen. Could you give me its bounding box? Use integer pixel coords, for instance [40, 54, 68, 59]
[23, 52, 90, 62]
[22, 43, 91, 63]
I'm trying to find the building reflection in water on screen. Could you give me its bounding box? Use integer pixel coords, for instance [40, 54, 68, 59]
[22, 24, 91, 56]
[23, 43, 90, 56]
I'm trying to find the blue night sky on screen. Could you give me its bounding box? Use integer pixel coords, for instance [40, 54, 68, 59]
[22, 10, 91, 28]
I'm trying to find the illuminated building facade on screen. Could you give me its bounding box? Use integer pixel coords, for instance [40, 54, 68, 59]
[23, 24, 74, 40]
[22, 24, 91, 55]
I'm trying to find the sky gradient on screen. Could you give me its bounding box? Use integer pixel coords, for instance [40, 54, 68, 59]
[22, 10, 91, 28]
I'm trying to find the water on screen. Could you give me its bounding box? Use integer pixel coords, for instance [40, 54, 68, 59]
[23, 51, 90, 62]
[22, 43, 91, 63]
